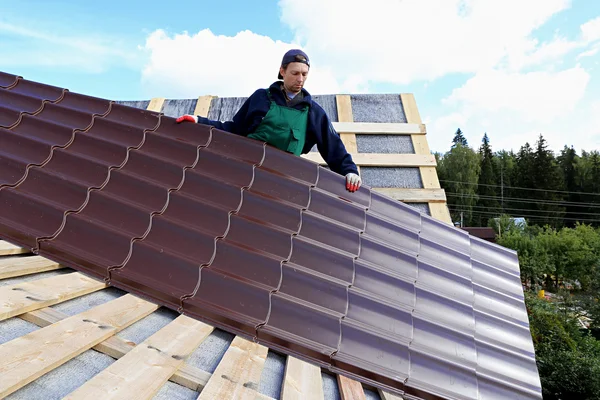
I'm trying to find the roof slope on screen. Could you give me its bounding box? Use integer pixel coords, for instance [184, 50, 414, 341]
[0, 71, 542, 400]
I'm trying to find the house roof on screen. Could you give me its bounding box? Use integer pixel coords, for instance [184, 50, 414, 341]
[0, 71, 542, 399]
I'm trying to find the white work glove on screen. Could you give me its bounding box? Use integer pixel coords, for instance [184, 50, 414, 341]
[176, 114, 198, 123]
[345, 173, 361, 192]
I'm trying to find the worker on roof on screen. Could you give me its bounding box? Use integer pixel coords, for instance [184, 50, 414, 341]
[175, 49, 361, 193]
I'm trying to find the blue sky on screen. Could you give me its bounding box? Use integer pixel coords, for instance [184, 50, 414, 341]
[1, 0, 600, 154]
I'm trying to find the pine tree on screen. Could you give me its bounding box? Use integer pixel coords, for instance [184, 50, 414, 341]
[557, 146, 579, 226]
[452, 128, 468, 148]
[532, 134, 565, 227]
[475, 133, 499, 226]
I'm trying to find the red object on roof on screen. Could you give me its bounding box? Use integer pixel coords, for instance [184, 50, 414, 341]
[0, 71, 542, 400]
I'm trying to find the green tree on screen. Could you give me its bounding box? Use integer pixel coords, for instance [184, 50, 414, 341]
[533, 135, 566, 227]
[451, 128, 468, 148]
[438, 143, 480, 226]
[475, 133, 499, 226]
[557, 146, 579, 226]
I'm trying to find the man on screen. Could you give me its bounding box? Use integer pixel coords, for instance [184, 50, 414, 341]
[176, 49, 362, 193]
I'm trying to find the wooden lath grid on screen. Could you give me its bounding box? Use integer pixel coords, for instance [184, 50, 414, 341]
[0, 239, 399, 399]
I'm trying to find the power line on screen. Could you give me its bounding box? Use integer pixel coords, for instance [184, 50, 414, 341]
[451, 203, 600, 217]
[445, 192, 600, 208]
[440, 179, 600, 197]
[447, 208, 600, 223]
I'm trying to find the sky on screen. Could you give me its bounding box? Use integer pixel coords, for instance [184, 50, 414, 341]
[1, 0, 600, 155]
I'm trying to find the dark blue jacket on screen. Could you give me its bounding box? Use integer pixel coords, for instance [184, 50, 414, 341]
[196, 82, 359, 176]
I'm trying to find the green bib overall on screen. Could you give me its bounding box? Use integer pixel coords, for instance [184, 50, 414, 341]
[248, 91, 309, 156]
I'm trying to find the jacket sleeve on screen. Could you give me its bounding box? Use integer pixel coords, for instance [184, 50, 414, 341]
[196, 89, 270, 136]
[313, 109, 359, 176]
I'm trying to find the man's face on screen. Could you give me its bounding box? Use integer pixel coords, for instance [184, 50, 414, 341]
[280, 62, 309, 93]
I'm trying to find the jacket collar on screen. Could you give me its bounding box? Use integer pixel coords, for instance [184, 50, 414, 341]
[268, 81, 312, 106]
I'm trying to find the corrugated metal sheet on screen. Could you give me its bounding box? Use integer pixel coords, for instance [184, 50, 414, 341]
[0, 71, 542, 399]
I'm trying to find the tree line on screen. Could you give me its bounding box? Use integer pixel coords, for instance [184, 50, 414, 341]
[435, 129, 600, 228]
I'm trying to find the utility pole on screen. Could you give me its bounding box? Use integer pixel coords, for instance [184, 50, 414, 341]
[460, 212, 464, 228]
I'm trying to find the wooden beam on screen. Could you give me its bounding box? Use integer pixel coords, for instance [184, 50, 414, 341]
[302, 153, 436, 167]
[336, 95, 359, 174]
[0, 255, 63, 279]
[19, 307, 212, 393]
[281, 356, 325, 400]
[378, 389, 404, 400]
[337, 374, 366, 400]
[0, 272, 106, 321]
[194, 95, 214, 118]
[147, 97, 166, 112]
[198, 335, 270, 399]
[0, 240, 29, 256]
[64, 315, 214, 399]
[0, 294, 158, 398]
[332, 122, 425, 135]
[400, 93, 452, 224]
[372, 188, 447, 203]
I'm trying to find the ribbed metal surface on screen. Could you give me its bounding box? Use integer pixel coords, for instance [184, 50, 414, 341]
[0, 73, 542, 400]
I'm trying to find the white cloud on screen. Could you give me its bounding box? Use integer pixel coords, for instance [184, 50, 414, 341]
[581, 16, 600, 42]
[138, 28, 346, 97]
[443, 66, 590, 124]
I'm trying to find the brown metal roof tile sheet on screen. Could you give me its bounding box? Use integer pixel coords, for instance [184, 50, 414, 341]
[316, 167, 371, 207]
[0, 72, 20, 88]
[405, 348, 479, 400]
[0, 74, 543, 400]
[279, 262, 348, 315]
[369, 189, 422, 231]
[0, 128, 53, 186]
[257, 292, 341, 364]
[226, 214, 293, 259]
[10, 114, 76, 147]
[251, 166, 312, 207]
[261, 145, 319, 185]
[0, 105, 26, 128]
[289, 235, 355, 284]
[55, 91, 111, 116]
[183, 267, 273, 337]
[353, 259, 416, 308]
[332, 319, 410, 387]
[8, 79, 66, 102]
[308, 188, 366, 230]
[346, 287, 413, 339]
[0, 88, 46, 116]
[298, 211, 361, 256]
[208, 239, 283, 290]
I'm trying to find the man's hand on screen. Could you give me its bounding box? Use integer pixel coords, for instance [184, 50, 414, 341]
[345, 173, 361, 192]
[176, 114, 198, 123]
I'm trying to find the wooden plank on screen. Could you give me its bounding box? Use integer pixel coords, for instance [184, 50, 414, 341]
[64, 315, 214, 399]
[372, 188, 447, 203]
[400, 93, 452, 224]
[335, 95, 359, 174]
[0, 294, 158, 398]
[378, 389, 404, 400]
[0, 272, 106, 321]
[281, 356, 325, 400]
[302, 153, 436, 167]
[198, 335, 270, 400]
[332, 122, 425, 135]
[0, 240, 29, 256]
[147, 97, 165, 112]
[0, 255, 63, 279]
[194, 95, 214, 118]
[20, 307, 212, 393]
[337, 374, 366, 400]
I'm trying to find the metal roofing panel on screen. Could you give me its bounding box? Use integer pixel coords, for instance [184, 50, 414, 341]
[0, 73, 542, 399]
